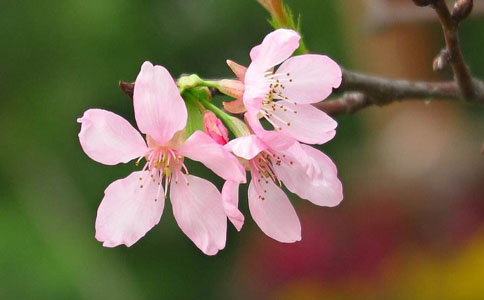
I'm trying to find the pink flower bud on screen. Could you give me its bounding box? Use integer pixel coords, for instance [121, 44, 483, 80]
[218, 79, 244, 99]
[203, 110, 229, 145]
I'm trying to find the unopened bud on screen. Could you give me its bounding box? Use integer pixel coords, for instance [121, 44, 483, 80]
[217, 79, 244, 99]
[256, 0, 288, 27]
[203, 111, 229, 145]
[257, 0, 276, 14]
[412, 0, 436, 7]
[452, 0, 473, 23]
[433, 49, 450, 72]
[226, 60, 247, 81]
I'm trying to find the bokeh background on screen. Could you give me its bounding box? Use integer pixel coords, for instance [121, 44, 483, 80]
[1, 0, 484, 299]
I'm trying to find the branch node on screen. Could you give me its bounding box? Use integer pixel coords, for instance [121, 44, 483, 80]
[452, 0, 474, 23]
[433, 0, 476, 100]
[433, 48, 451, 72]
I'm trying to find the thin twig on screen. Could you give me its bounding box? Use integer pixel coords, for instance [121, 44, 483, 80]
[366, 0, 484, 31]
[313, 93, 372, 115]
[433, 0, 476, 99]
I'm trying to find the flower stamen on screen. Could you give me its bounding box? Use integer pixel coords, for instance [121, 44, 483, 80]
[135, 144, 186, 197]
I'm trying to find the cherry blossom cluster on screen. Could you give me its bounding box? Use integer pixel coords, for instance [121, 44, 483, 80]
[77, 29, 343, 255]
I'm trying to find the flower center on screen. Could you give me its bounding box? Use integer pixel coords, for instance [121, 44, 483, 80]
[135, 146, 189, 201]
[250, 150, 293, 200]
[259, 71, 298, 130]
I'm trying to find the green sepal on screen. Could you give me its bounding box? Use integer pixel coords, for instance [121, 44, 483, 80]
[177, 74, 204, 94]
[183, 91, 205, 139]
[187, 86, 212, 102]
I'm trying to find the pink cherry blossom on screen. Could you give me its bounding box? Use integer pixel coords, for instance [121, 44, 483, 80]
[223, 117, 343, 242]
[243, 29, 342, 145]
[78, 61, 245, 255]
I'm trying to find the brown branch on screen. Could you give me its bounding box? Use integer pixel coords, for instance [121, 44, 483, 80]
[432, 0, 476, 99]
[314, 93, 372, 115]
[314, 0, 484, 116]
[313, 69, 484, 116]
[338, 69, 459, 100]
[121, 69, 484, 117]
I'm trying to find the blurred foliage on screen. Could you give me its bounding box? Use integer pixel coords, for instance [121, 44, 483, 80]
[1, 0, 484, 299]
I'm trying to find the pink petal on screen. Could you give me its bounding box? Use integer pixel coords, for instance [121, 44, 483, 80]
[245, 112, 296, 152]
[243, 29, 300, 109]
[279, 141, 314, 173]
[249, 29, 300, 71]
[242, 71, 266, 113]
[77, 109, 147, 165]
[275, 144, 343, 207]
[170, 174, 227, 255]
[248, 178, 301, 243]
[244, 111, 265, 132]
[133, 61, 187, 145]
[179, 131, 246, 183]
[95, 171, 164, 247]
[268, 102, 337, 144]
[225, 135, 267, 160]
[276, 54, 342, 104]
[257, 130, 297, 152]
[300, 144, 343, 204]
[222, 181, 244, 231]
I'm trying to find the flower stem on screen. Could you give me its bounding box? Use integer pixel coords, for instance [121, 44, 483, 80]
[200, 80, 219, 89]
[198, 97, 231, 124]
[197, 96, 249, 137]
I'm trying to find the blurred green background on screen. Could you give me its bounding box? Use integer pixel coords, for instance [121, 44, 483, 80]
[1, 0, 484, 299]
